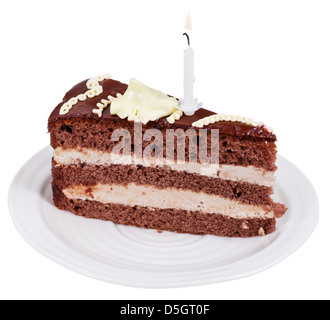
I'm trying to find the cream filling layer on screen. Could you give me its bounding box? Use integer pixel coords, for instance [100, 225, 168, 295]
[54, 147, 275, 187]
[63, 183, 274, 219]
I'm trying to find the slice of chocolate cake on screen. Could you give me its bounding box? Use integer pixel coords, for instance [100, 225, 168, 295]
[48, 75, 287, 238]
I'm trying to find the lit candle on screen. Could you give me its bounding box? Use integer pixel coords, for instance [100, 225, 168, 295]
[183, 33, 195, 115]
[180, 13, 203, 116]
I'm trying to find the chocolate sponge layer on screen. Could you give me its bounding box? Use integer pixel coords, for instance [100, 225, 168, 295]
[52, 162, 275, 206]
[49, 118, 277, 171]
[52, 185, 276, 238]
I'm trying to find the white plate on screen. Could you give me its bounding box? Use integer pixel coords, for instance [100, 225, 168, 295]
[8, 146, 319, 288]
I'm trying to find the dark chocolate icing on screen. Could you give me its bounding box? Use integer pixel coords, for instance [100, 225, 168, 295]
[48, 78, 276, 140]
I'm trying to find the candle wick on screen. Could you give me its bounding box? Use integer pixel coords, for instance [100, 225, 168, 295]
[183, 33, 190, 46]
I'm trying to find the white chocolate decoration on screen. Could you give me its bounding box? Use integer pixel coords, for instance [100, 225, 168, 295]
[59, 74, 112, 115]
[192, 114, 267, 129]
[166, 109, 183, 124]
[110, 78, 179, 124]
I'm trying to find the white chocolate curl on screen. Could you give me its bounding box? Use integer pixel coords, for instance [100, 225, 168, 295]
[110, 78, 179, 124]
[59, 74, 112, 115]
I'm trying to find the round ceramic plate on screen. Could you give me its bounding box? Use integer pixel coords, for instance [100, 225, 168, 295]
[8, 146, 319, 288]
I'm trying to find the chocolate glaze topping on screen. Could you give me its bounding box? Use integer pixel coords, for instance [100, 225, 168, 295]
[48, 78, 276, 140]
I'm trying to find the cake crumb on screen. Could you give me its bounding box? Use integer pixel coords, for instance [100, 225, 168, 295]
[258, 227, 265, 236]
[157, 230, 163, 233]
[241, 222, 249, 230]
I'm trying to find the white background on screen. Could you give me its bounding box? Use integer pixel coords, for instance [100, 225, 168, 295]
[1, 0, 329, 300]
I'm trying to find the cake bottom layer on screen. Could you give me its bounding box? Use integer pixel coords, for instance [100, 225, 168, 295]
[53, 186, 276, 238]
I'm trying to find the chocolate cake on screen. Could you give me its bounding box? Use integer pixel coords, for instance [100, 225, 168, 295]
[48, 75, 287, 238]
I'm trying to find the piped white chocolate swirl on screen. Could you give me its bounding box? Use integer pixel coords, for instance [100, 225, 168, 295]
[192, 114, 265, 128]
[59, 74, 112, 115]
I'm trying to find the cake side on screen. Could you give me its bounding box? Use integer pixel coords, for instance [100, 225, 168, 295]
[48, 75, 287, 238]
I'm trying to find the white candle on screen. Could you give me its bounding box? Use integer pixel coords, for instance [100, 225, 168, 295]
[183, 37, 195, 115]
[180, 13, 203, 116]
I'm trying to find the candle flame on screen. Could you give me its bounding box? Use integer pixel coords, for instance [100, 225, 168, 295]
[184, 13, 192, 31]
